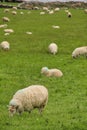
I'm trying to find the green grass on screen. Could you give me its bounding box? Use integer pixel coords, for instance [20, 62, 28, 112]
[0, 6, 87, 130]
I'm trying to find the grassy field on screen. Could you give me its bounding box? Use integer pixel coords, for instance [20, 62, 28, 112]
[0, 5, 87, 130]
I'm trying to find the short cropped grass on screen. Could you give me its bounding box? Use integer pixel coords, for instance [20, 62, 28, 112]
[0, 6, 87, 130]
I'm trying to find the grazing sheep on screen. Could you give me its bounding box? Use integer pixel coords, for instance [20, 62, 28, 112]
[48, 43, 58, 55]
[26, 32, 32, 35]
[49, 10, 54, 14]
[0, 24, 7, 28]
[72, 46, 87, 58]
[4, 33, 10, 36]
[41, 67, 63, 77]
[0, 41, 10, 50]
[52, 25, 60, 29]
[4, 9, 10, 13]
[43, 7, 48, 11]
[84, 9, 87, 13]
[8, 85, 48, 116]
[4, 29, 14, 33]
[2, 17, 10, 22]
[67, 12, 72, 18]
[12, 6, 17, 10]
[12, 11, 17, 15]
[40, 12, 45, 15]
[54, 7, 60, 12]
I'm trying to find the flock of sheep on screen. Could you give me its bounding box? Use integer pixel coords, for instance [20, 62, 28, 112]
[0, 5, 87, 117]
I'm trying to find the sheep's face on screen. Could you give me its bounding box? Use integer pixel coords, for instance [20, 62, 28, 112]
[41, 67, 48, 74]
[8, 105, 17, 116]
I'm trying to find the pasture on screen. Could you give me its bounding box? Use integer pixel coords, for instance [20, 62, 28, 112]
[0, 5, 87, 130]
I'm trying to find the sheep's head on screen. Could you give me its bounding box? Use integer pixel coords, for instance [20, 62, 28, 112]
[8, 99, 21, 116]
[41, 67, 49, 74]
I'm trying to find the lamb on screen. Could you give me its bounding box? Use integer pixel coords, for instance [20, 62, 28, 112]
[48, 43, 58, 55]
[8, 85, 48, 116]
[2, 17, 10, 22]
[72, 46, 87, 58]
[0, 41, 10, 50]
[41, 67, 63, 77]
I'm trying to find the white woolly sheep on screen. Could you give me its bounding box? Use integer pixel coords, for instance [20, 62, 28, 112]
[54, 7, 60, 12]
[4, 29, 14, 33]
[41, 67, 63, 77]
[49, 10, 54, 14]
[72, 46, 87, 58]
[43, 7, 48, 11]
[8, 85, 48, 116]
[12, 6, 17, 10]
[0, 24, 7, 28]
[84, 9, 87, 13]
[40, 12, 45, 15]
[52, 25, 60, 29]
[48, 43, 58, 55]
[67, 12, 72, 18]
[2, 17, 10, 22]
[0, 41, 10, 50]
[4, 9, 10, 13]
[26, 32, 32, 35]
[12, 11, 17, 15]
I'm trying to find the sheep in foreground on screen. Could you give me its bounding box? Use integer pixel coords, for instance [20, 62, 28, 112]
[0, 41, 10, 50]
[8, 85, 48, 116]
[41, 67, 63, 77]
[2, 17, 10, 22]
[48, 43, 58, 55]
[72, 46, 87, 58]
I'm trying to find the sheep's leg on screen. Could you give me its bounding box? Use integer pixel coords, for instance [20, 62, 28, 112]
[38, 105, 45, 115]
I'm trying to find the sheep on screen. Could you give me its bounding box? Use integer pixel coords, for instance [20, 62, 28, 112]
[49, 10, 54, 14]
[12, 6, 17, 10]
[67, 12, 72, 18]
[41, 67, 63, 77]
[8, 85, 48, 116]
[84, 9, 87, 13]
[12, 11, 17, 15]
[54, 7, 60, 12]
[48, 43, 58, 55]
[4, 29, 14, 33]
[42, 7, 48, 11]
[2, 17, 10, 22]
[0, 41, 10, 50]
[40, 12, 45, 15]
[52, 25, 60, 29]
[72, 46, 87, 58]
[4, 9, 10, 13]
[26, 32, 32, 35]
[0, 24, 7, 28]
